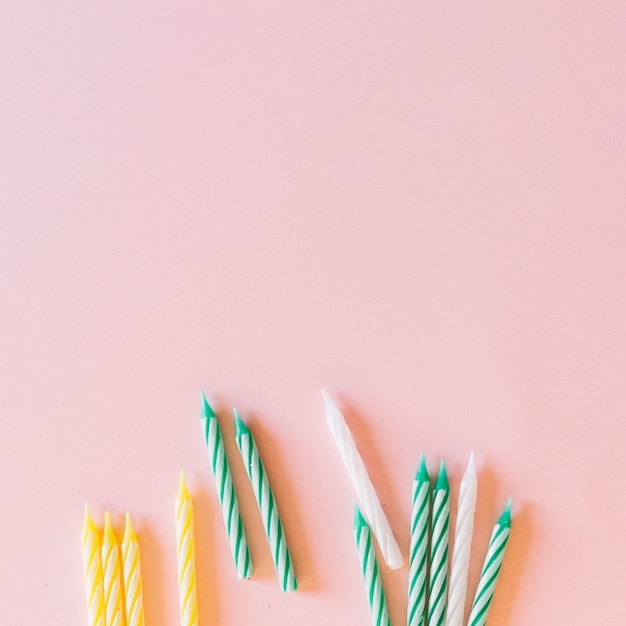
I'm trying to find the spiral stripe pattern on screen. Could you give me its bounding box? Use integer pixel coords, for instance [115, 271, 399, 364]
[467, 500, 512, 626]
[234, 411, 297, 592]
[428, 461, 450, 626]
[354, 504, 391, 626]
[201, 394, 252, 579]
[102, 512, 123, 626]
[81, 505, 106, 626]
[322, 390, 403, 569]
[407, 454, 430, 626]
[445, 454, 477, 626]
[122, 513, 145, 626]
[176, 472, 199, 626]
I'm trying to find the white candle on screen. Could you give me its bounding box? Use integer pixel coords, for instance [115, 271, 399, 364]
[322, 389, 403, 569]
[445, 453, 478, 626]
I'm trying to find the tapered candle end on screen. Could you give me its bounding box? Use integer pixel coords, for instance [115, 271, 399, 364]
[177, 470, 191, 500]
[82, 503, 98, 536]
[233, 408, 250, 436]
[462, 452, 477, 486]
[103, 511, 117, 544]
[415, 451, 430, 482]
[123, 513, 137, 544]
[200, 391, 216, 419]
[353, 502, 368, 530]
[499, 498, 513, 529]
[321, 388, 341, 424]
[435, 459, 449, 491]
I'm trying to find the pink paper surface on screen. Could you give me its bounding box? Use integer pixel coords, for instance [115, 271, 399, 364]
[1, 2, 625, 624]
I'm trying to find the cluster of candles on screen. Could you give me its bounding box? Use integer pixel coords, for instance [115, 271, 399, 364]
[81, 390, 512, 626]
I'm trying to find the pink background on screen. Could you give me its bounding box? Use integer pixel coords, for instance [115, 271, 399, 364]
[1, 1, 626, 624]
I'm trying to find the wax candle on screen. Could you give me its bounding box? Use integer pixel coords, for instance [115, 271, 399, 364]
[354, 503, 391, 626]
[101, 512, 124, 626]
[322, 389, 403, 569]
[467, 499, 512, 626]
[407, 453, 430, 626]
[428, 460, 451, 626]
[81, 504, 106, 626]
[122, 513, 145, 626]
[175, 471, 199, 626]
[200, 392, 252, 579]
[445, 453, 478, 626]
[233, 409, 297, 592]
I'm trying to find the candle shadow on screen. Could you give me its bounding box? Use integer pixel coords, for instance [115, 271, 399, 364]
[332, 396, 407, 626]
[243, 413, 319, 592]
[136, 518, 170, 626]
[191, 476, 220, 626]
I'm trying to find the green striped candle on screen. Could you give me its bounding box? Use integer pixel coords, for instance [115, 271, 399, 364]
[428, 460, 451, 626]
[407, 453, 430, 626]
[200, 393, 252, 579]
[354, 503, 391, 626]
[467, 499, 512, 626]
[233, 409, 297, 592]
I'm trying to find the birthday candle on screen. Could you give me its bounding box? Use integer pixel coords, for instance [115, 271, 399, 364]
[467, 499, 512, 626]
[428, 460, 451, 626]
[102, 512, 123, 626]
[175, 471, 199, 626]
[445, 453, 478, 626]
[200, 392, 252, 579]
[233, 409, 298, 592]
[322, 389, 403, 569]
[407, 453, 430, 626]
[122, 513, 145, 626]
[81, 504, 106, 626]
[354, 503, 391, 626]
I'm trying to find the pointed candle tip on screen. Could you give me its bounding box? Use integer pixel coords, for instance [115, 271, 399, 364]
[123, 513, 137, 543]
[177, 470, 191, 500]
[353, 502, 367, 529]
[416, 452, 430, 482]
[499, 498, 513, 528]
[233, 409, 249, 436]
[435, 459, 449, 490]
[103, 511, 116, 543]
[82, 503, 97, 534]
[200, 391, 216, 419]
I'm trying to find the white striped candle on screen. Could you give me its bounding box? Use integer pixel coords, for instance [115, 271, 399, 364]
[200, 392, 252, 579]
[81, 505, 106, 626]
[428, 460, 451, 626]
[407, 453, 430, 626]
[122, 513, 145, 626]
[445, 453, 477, 626]
[233, 409, 297, 592]
[322, 389, 403, 569]
[467, 499, 512, 626]
[354, 503, 391, 626]
[101, 512, 123, 626]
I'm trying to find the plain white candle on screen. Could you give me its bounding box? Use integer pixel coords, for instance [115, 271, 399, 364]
[445, 453, 478, 626]
[322, 389, 403, 569]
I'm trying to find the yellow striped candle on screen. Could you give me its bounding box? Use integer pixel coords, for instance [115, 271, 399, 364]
[122, 513, 145, 626]
[175, 471, 199, 626]
[102, 512, 124, 626]
[81, 504, 106, 626]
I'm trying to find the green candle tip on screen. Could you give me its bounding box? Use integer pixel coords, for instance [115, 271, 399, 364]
[353, 502, 368, 529]
[233, 408, 249, 436]
[416, 452, 430, 482]
[435, 459, 449, 491]
[200, 391, 216, 419]
[499, 498, 513, 528]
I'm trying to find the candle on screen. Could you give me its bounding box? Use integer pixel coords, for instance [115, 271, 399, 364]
[200, 392, 253, 579]
[102, 512, 124, 626]
[407, 453, 431, 626]
[175, 471, 199, 626]
[354, 503, 391, 626]
[467, 499, 512, 626]
[428, 460, 451, 626]
[445, 453, 478, 626]
[81, 504, 106, 626]
[322, 389, 403, 569]
[122, 513, 145, 626]
[233, 409, 298, 592]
